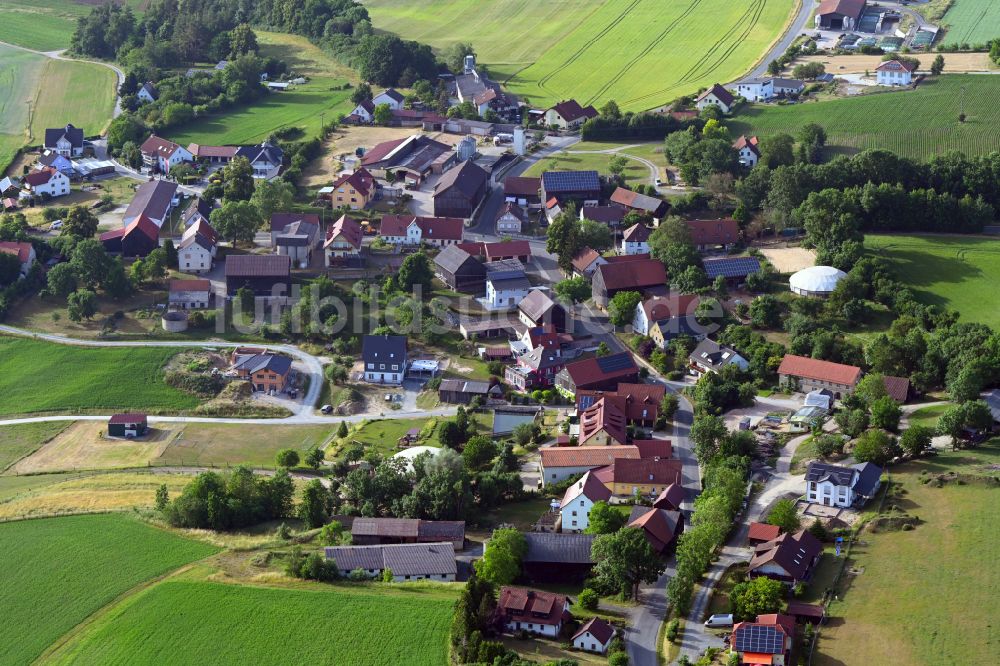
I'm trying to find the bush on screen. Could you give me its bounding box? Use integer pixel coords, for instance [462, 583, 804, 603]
[608, 651, 629, 666]
[577, 588, 599, 610]
[666, 618, 680, 642]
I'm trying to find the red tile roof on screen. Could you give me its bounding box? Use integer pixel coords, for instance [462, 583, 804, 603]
[504, 176, 541, 197]
[623, 223, 651, 242]
[169, 279, 211, 292]
[561, 470, 612, 507]
[632, 439, 673, 459]
[187, 144, 238, 159]
[733, 135, 761, 156]
[140, 135, 183, 158]
[0, 241, 33, 263]
[572, 617, 615, 645]
[572, 247, 602, 272]
[331, 168, 374, 198]
[580, 395, 628, 445]
[817, 0, 867, 20]
[777, 354, 862, 386]
[686, 218, 739, 246]
[497, 587, 568, 627]
[653, 483, 685, 510]
[325, 214, 363, 250]
[562, 352, 640, 389]
[749, 529, 823, 581]
[595, 258, 667, 291]
[23, 168, 59, 187]
[540, 445, 641, 469]
[124, 213, 160, 243]
[577, 383, 667, 423]
[748, 522, 782, 543]
[629, 507, 682, 550]
[882, 375, 910, 403]
[381, 215, 464, 240]
[360, 136, 408, 165]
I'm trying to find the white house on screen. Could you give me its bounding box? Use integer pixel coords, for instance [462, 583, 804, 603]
[177, 232, 214, 273]
[876, 59, 916, 86]
[168, 279, 211, 309]
[733, 135, 760, 167]
[495, 201, 527, 234]
[21, 167, 70, 199]
[695, 83, 734, 114]
[44, 124, 85, 157]
[688, 338, 749, 375]
[485, 260, 531, 311]
[732, 78, 773, 102]
[373, 88, 405, 110]
[362, 334, 407, 385]
[620, 223, 651, 256]
[544, 99, 598, 129]
[140, 135, 192, 174]
[379, 215, 464, 247]
[0, 241, 36, 278]
[572, 618, 616, 654]
[632, 295, 700, 336]
[236, 142, 283, 180]
[349, 100, 374, 123]
[498, 587, 571, 638]
[559, 471, 611, 533]
[805, 462, 883, 508]
[137, 82, 159, 104]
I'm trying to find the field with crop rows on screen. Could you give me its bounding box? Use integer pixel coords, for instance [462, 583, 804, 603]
[364, 0, 795, 111]
[0, 514, 218, 665]
[0, 1, 146, 50]
[729, 75, 1000, 160]
[52, 579, 456, 665]
[940, 0, 1000, 46]
[0, 337, 199, 416]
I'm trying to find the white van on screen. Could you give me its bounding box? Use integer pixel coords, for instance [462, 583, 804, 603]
[704, 614, 734, 628]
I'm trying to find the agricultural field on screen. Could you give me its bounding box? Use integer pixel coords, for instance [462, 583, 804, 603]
[0, 337, 199, 416]
[0, 514, 218, 665]
[0, 421, 69, 471]
[940, 0, 1000, 46]
[364, 0, 797, 111]
[728, 75, 1000, 161]
[865, 234, 1000, 329]
[10, 421, 171, 474]
[166, 31, 356, 147]
[523, 150, 652, 185]
[814, 441, 1000, 665]
[153, 423, 333, 468]
[51, 579, 456, 665]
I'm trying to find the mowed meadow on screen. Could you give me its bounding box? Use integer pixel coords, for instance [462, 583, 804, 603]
[364, 0, 796, 111]
[51, 579, 457, 665]
[729, 75, 1000, 160]
[0, 337, 199, 416]
[0, 514, 218, 666]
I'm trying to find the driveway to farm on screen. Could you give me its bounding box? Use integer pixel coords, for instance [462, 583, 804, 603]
[737, 0, 819, 82]
[0, 324, 458, 426]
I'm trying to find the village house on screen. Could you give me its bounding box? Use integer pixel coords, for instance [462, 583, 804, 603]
[592, 457, 683, 499]
[573, 618, 616, 655]
[688, 338, 749, 375]
[362, 334, 408, 384]
[44, 124, 85, 157]
[686, 218, 740, 252]
[620, 222, 651, 255]
[485, 259, 531, 310]
[518, 289, 566, 332]
[576, 382, 667, 428]
[360, 135, 452, 185]
[457, 240, 531, 263]
[571, 247, 607, 278]
[168, 279, 211, 310]
[99, 213, 159, 258]
[0, 176, 20, 198]
[180, 197, 217, 228]
[21, 167, 70, 200]
[778, 354, 862, 397]
[731, 614, 795, 666]
[236, 141, 284, 180]
[733, 135, 761, 167]
[876, 58, 917, 86]
[581, 205, 627, 228]
[330, 168, 375, 209]
[380, 214, 464, 247]
[234, 353, 292, 393]
[347, 99, 375, 124]
[433, 160, 489, 219]
[373, 88, 405, 110]
[702, 256, 762, 284]
[733, 78, 774, 102]
[437, 378, 502, 405]
[628, 505, 685, 555]
[350, 517, 465, 550]
[578, 395, 629, 446]
[652, 483, 686, 512]
[270, 214, 320, 268]
[882, 375, 911, 403]
[107, 413, 148, 438]
[748, 529, 824, 585]
[539, 444, 646, 486]
[544, 99, 598, 129]
[137, 81, 159, 103]
[560, 471, 612, 533]
[503, 175, 541, 209]
[504, 343, 566, 391]
[178, 218, 218, 273]
[540, 170, 601, 206]
[771, 78, 806, 97]
[323, 215, 363, 267]
[521, 532, 596, 583]
[496, 587, 571, 637]
[591, 257, 668, 309]
[0, 241, 36, 278]
[37, 150, 75, 178]
[633, 294, 700, 337]
[140, 135, 193, 173]
[123, 180, 178, 228]
[609, 187, 669, 220]
[556, 352, 640, 396]
[325, 542, 456, 582]
[805, 461, 883, 507]
[187, 144, 238, 166]
[495, 201, 528, 234]
[649, 312, 705, 349]
[695, 83, 735, 113]
[433, 245, 486, 294]
[225, 254, 292, 299]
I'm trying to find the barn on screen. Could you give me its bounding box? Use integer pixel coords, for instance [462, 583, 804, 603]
[108, 413, 148, 438]
[815, 0, 866, 30]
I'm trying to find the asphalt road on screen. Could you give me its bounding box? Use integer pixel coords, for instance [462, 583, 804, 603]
[739, 0, 819, 82]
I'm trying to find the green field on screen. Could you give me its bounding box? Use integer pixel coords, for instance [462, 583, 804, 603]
[166, 31, 355, 146]
[155, 423, 333, 467]
[0, 514, 218, 665]
[364, 0, 796, 111]
[865, 234, 1000, 329]
[815, 441, 1000, 665]
[0, 337, 200, 416]
[524, 150, 651, 185]
[0, 0, 147, 50]
[906, 403, 950, 429]
[941, 0, 1000, 46]
[729, 75, 1000, 160]
[52, 579, 455, 665]
[0, 421, 69, 471]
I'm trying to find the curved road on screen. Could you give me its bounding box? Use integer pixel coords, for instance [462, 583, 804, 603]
[739, 0, 818, 83]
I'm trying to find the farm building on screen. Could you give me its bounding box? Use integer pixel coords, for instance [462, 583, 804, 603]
[433, 160, 489, 218]
[123, 180, 178, 228]
[540, 170, 601, 205]
[685, 218, 739, 252]
[628, 505, 684, 555]
[789, 265, 846, 296]
[504, 176, 541, 208]
[324, 542, 456, 582]
[224, 254, 291, 298]
[350, 517, 465, 550]
[815, 0, 866, 30]
[609, 187, 668, 219]
[438, 378, 501, 405]
[556, 352, 640, 396]
[702, 256, 762, 283]
[580, 205, 626, 227]
[99, 213, 160, 258]
[521, 533, 596, 583]
[434, 245, 487, 294]
[876, 58, 916, 86]
[360, 134, 452, 184]
[539, 445, 642, 486]
[778, 354, 861, 397]
[108, 413, 148, 438]
[591, 257, 668, 309]
[168, 279, 211, 310]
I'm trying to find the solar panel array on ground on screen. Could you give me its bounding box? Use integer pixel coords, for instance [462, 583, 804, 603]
[702, 256, 762, 279]
[912, 30, 936, 48]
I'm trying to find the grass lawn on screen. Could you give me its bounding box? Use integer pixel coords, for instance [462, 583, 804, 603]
[0, 337, 199, 417]
[51, 579, 456, 665]
[0, 421, 69, 471]
[348, 417, 441, 458]
[729, 75, 1000, 161]
[365, 0, 795, 111]
[478, 495, 552, 531]
[0, 514, 218, 666]
[814, 441, 1000, 665]
[572, 140, 667, 166]
[524, 150, 649, 186]
[940, 0, 1000, 45]
[154, 423, 333, 468]
[10, 421, 170, 474]
[865, 233, 1000, 329]
[906, 404, 950, 430]
[501, 635, 606, 665]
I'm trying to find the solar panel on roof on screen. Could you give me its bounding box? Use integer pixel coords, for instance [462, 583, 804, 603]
[596, 353, 633, 373]
[542, 170, 600, 192]
[734, 625, 784, 654]
[702, 256, 761, 279]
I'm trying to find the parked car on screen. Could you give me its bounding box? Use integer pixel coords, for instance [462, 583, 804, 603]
[50, 220, 63, 229]
[704, 614, 734, 628]
[320, 404, 333, 414]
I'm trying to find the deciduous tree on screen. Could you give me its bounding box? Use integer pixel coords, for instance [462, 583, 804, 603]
[591, 527, 665, 599]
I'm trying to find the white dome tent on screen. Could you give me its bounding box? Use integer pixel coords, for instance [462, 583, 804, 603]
[789, 265, 847, 297]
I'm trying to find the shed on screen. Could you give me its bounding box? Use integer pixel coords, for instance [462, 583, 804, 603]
[108, 413, 148, 438]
